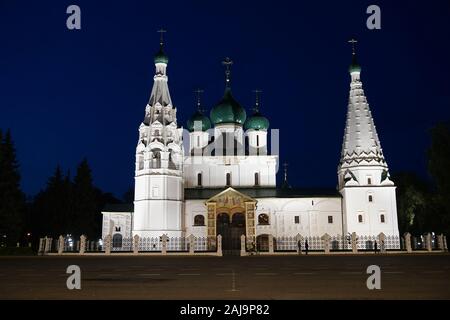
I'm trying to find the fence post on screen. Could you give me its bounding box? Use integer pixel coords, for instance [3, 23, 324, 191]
[217, 235, 223, 256]
[296, 233, 303, 254]
[79, 235, 86, 255]
[104, 234, 112, 255]
[268, 234, 274, 254]
[188, 235, 195, 255]
[161, 234, 168, 255]
[404, 233, 412, 253]
[437, 234, 444, 251]
[378, 232, 386, 253]
[44, 237, 53, 255]
[426, 233, 432, 252]
[240, 234, 246, 256]
[38, 238, 45, 255]
[58, 235, 65, 255]
[133, 234, 140, 255]
[322, 233, 330, 254]
[351, 232, 358, 253]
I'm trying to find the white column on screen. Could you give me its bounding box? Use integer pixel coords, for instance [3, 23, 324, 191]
[240, 234, 246, 256]
[268, 234, 274, 254]
[79, 235, 86, 255]
[133, 234, 140, 255]
[58, 235, 64, 255]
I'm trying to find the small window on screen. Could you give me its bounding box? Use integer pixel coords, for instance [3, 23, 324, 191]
[197, 136, 200, 147]
[358, 215, 363, 223]
[380, 214, 385, 223]
[258, 214, 269, 225]
[254, 172, 260, 186]
[367, 177, 372, 185]
[368, 195, 373, 202]
[194, 215, 205, 226]
[328, 216, 333, 224]
[256, 135, 260, 147]
[115, 226, 121, 232]
[294, 216, 300, 224]
[226, 173, 231, 186]
[197, 173, 202, 187]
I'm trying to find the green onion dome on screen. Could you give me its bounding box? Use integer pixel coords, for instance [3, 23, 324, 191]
[187, 111, 212, 132]
[210, 88, 247, 125]
[349, 53, 361, 73]
[154, 46, 169, 64]
[244, 111, 270, 131]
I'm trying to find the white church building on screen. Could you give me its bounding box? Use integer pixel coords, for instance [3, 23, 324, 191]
[102, 38, 400, 252]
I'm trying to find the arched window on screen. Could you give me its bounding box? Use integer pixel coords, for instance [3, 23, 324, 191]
[258, 214, 269, 225]
[197, 173, 203, 187]
[254, 172, 260, 186]
[226, 173, 231, 186]
[112, 234, 123, 248]
[256, 135, 260, 147]
[194, 215, 205, 226]
[380, 214, 385, 223]
[197, 136, 200, 148]
[368, 195, 373, 202]
[358, 215, 363, 223]
[367, 177, 372, 185]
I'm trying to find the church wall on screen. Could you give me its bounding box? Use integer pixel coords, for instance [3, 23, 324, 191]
[183, 197, 343, 239]
[183, 156, 277, 188]
[101, 212, 132, 239]
[255, 198, 343, 237]
[185, 200, 208, 237]
[341, 186, 399, 237]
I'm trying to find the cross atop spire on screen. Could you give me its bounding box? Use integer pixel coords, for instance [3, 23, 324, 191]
[348, 38, 358, 55]
[222, 57, 233, 87]
[157, 28, 167, 46]
[282, 162, 291, 189]
[253, 89, 262, 112]
[194, 88, 205, 112]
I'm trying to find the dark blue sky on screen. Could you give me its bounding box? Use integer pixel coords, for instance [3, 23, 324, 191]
[1, 0, 449, 198]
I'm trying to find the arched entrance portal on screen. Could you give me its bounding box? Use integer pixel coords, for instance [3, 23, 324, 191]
[217, 212, 246, 255]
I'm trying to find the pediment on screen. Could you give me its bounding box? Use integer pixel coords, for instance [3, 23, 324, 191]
[205, 187, 256, 208]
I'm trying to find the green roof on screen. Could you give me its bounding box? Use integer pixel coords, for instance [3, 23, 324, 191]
[187, 111, 212, 132]
[154, 46, 168, 64]
[244, 111, 270, 131]
[210, 88, 246, 125]
[349, 54, 361, 73]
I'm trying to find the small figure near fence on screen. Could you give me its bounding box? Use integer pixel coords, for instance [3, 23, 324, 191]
[374, 240, 378, 254]
[305, 239, 309, 255]
[297, 239, 301, 255]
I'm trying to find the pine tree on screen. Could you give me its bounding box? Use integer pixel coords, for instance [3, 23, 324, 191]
[0, 130, 25, 246]
[73, 159, 98, 238]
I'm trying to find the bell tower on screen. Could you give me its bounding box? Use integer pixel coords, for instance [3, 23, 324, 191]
[133, 30, 184, 238]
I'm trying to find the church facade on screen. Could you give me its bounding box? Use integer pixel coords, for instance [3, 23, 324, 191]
[101, 39, 400, 251]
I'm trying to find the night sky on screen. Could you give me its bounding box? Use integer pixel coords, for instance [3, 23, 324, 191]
[1, 0, 449, 198]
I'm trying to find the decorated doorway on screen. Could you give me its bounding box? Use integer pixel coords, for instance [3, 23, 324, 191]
[206, 187, 257, 253]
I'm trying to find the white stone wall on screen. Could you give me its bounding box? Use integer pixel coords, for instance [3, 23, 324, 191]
[255, 198, 342, 237]
[184, 197, 342, 238]
[133, 174, 184, 238]
[185, 200, 208, 237]
[183, 156, 278, 188]
[341, 186, 399, 237]
[101, 212, 132, 239]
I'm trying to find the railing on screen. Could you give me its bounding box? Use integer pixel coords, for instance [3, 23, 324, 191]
[40, 235, 218, 255]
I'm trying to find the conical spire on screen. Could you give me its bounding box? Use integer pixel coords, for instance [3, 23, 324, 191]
[145, 29, 173, 124]
[339, 40, 386, 169]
